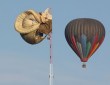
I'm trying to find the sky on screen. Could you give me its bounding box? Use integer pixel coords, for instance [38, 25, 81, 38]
[0, 0, 110, 85]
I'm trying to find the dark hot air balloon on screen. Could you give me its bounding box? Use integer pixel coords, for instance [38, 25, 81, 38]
[65, 18, 105, 68]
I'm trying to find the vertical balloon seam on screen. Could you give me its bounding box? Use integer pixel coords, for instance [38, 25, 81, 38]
[78, 21, 84, 62]
[88, 36, 105, 58]
[71, 23, 81, 58]
[87, 34, 98, 58]
[90, 34, 98, 51]
[88, 43, 99, 59]
[97, 24, 101, 41]
[69, 22, 76, 51]
[67, 21, 78, 56]
[65, 24, 69, 44]
[86, 42, 91, 57]
[85, 23, 92, 57]
[65, 25, 73, 51]
[77, 21, 84, 59]
[97, 21, 103, 37]
[75, 21, 84, 59]
[80, 34, 87, 58]
[77, 42, 83, 59]
[83, 20, 88, 57]
[89, 22, 93, 43]
[65, 23, 79, 57]
[65, 23, 71, 45]
[71, 31, 81, 57]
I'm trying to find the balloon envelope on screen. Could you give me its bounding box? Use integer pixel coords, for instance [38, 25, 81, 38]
[65, 18, 105, 62]
[14, 9, 52, 45]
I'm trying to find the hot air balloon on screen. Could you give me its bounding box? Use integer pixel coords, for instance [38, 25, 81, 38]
[14, 8, 54, 85]
[14, 8, 52, 44]
[65, 18, 105, 68]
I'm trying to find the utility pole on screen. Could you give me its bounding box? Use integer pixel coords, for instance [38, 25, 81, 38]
[48, 32, 54, 85]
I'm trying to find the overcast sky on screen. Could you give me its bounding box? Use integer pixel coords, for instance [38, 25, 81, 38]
[0, 0, 110, 85]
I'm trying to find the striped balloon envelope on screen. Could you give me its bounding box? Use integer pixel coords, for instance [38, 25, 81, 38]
[65, 18, 105, 68]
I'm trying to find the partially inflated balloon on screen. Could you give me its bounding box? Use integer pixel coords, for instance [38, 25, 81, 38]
[65, 18, 105, 67]
[14, 8, 52, 44]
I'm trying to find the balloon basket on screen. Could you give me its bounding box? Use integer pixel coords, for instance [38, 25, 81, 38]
[82, 62, 86, 68]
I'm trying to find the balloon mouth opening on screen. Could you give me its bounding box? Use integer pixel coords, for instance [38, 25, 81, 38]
[36, 32, 43, 37]
[35, 31, 47, 39]
[81, 58, 88, 62]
